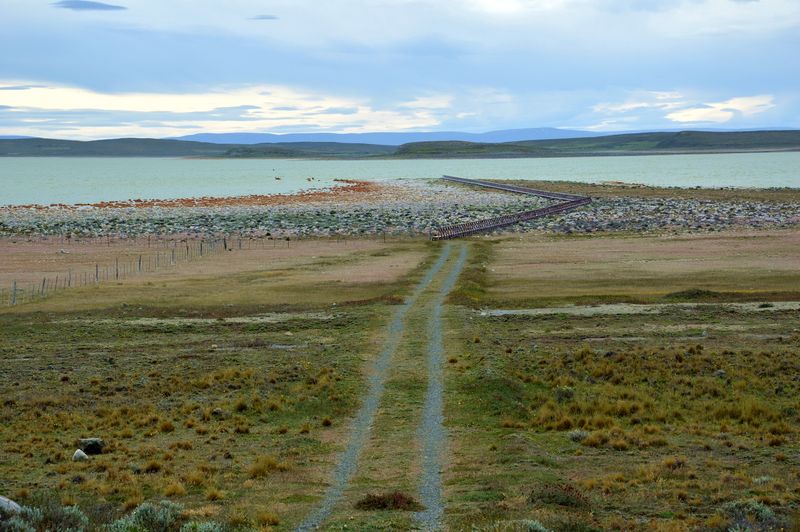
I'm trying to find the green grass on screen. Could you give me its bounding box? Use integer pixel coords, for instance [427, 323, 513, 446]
[442, 233, 800, 530]
[0, 241, 438, 530]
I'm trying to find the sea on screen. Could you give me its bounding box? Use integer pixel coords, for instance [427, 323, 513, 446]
[1, 152, 798, 206]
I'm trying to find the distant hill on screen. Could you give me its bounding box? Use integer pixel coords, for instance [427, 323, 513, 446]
[394, 131, 800, 158]
[170, 127, 602, 145]
[1, 130, 798, 158]
[224, 142, 395, 158]
[0, 138, 233, 157]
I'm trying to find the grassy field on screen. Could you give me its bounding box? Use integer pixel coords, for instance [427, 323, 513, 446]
[443, 230, 800, 531]
[1, 227, 799, 530]
[0, 238, 436, 530]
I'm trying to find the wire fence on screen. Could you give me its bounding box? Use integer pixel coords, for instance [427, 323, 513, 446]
[0, 232, 413, 307]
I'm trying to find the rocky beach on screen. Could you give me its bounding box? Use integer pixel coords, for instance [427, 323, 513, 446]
[1, 179, 799, 238]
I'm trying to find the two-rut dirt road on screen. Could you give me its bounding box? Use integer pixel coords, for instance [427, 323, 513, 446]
[297, 242, 468, 531]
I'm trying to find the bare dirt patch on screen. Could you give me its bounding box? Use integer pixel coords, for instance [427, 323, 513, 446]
[490, 229, 800, 303]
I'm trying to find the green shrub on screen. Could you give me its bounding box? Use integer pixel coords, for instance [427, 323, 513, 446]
[719, 500, 785, 530]
[179, 522, 224, 532]
[1, 516, 36, 532]
[2, 504, 89, 532]
[107, 501, 183, 532]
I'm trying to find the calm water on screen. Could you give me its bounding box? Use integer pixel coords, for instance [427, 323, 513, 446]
[1, 152, 798, 206]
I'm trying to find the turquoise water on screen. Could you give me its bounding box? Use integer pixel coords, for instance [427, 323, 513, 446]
[1, 152, 798, 206]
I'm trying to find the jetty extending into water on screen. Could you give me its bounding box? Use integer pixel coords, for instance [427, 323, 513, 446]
[432, 175, 592, 240]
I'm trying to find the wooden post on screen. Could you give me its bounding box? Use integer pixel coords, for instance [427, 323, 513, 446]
[95, 263, 99, 283]
[116, 258, 119, 280]
[11, 280, 16, 306]
[41, 277, 46, 296]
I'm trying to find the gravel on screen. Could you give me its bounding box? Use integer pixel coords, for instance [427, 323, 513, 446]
[1, 180, 797, 237]
[296, 245, 452, 531]
[415, 243, 468, 531]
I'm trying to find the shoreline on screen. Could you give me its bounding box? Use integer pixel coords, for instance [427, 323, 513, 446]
[1, 179, 799, 238]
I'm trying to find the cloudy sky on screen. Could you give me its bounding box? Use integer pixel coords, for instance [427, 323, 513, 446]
[1, 0, 798, 139]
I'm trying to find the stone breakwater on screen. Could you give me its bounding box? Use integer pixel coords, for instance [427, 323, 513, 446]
[1, 180, 798, 237]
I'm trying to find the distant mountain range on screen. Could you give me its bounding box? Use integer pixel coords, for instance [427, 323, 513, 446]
[1, 130, 799, 158]
[169, 127, 799, 145]
[169, 128, 602, 145]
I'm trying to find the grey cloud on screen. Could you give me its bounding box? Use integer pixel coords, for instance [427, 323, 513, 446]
[0, 106, 266, 130]
[0, 84, 47, 91]
[250, 14, 279, 20]
[52, 1, 126, 11]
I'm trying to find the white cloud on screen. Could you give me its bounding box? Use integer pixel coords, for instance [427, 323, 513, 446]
[0, 80, 448, 139]
[666, 94, 776, 123]
[593, 91, 686, 114]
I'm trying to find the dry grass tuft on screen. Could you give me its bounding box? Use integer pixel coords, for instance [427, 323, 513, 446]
[163, 481, 187, 497]
[247, 455, 289, 479]
[255, 510, 281, 526]
[205, 488, 224, 501]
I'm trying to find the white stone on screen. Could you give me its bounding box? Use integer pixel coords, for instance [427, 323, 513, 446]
[72, 449, 89, 461]
[0, 495, 21, 514]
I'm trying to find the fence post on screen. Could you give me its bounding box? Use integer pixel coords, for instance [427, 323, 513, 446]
[95, 263, 99, 283]
[11, 280, 16, 306]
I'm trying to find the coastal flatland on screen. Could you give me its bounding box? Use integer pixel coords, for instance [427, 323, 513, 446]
[1, 183, 799, 530]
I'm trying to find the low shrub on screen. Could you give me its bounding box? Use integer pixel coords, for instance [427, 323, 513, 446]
[718, 499, 786, 531]
[568, 429, 589, 443]
[354, 492, 423, 511]
[2, 503, 89, 532]
[529, 482, 589, 508]
[107, 501, 183, 532]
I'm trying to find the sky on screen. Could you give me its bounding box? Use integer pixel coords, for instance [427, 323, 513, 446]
[0, 0, 798, 139]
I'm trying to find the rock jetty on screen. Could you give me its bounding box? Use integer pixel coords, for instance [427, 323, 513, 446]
[1, 180, 798, 237]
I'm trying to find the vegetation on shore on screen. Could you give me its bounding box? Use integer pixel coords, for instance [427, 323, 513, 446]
[2, 130, 799, 158]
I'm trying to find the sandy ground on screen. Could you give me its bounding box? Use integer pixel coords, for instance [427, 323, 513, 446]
[482, 301, 800, 316]
[4, 180, 378, 210]
[0, 236, 420, 287]
[490, 229, 800, 300]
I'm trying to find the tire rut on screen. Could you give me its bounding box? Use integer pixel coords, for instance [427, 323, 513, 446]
[415, 243, 468, 531]
[297, 244, 453, 531]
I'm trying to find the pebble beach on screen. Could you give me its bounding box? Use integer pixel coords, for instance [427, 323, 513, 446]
[1, 179, 799, 237]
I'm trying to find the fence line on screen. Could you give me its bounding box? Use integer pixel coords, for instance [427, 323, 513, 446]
[4, 235, 235, 307]
[2, 233, 410, 307]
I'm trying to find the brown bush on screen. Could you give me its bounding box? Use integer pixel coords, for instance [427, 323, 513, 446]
[354, 491, 423, 511]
